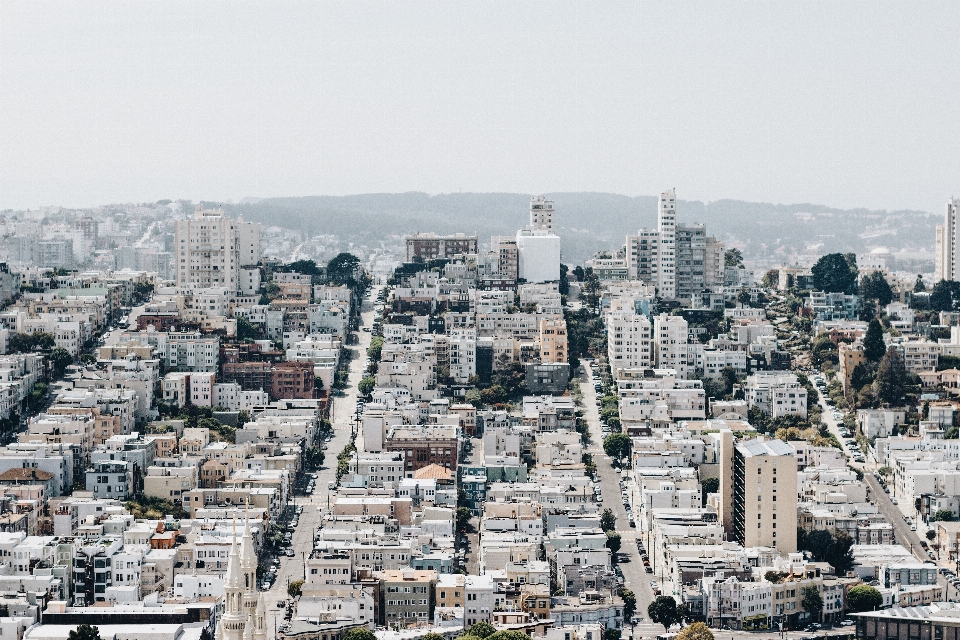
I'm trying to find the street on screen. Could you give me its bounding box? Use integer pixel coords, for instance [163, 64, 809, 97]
[579, 362, 663, 634]
[262, 285, 385, 636]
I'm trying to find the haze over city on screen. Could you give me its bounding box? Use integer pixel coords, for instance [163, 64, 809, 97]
[2, 1, 959, 213]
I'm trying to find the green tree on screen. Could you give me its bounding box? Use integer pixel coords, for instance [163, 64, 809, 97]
[327, 253, 362, 287]
[456, 506, 473, 530]
[676, 622, 714, 640]
[237, 315, 259, 341]
[914, 274, 926, 293]
[873, 347, 906, 405]
[926, 529, 937, 541]
[423, 634, 447, 640]
[863, 319, 886, 362]
[930, 280, 960, 312]
[49, 347, 73, 377]
[620, 588, 637, 618]
[936, 509, 955, 521]
[801, 585, 823, 622]
[68, 626, 102, 640]
[812, 253, 858, 294]
[647, 595, 681, 628]
[605, 530, 622, 554]
[287, 579, 304, 598]
[861, 271, 894, 306]
[700, 477, 719, 507]
[604, 631, 621, 640]
[358, 376, 375, 396]
[487, 631, 529, 640]
[724, 248, 744, 268]
[467, 622, 496, 639]
[762, 269, 780, 289]
[602, 433, 632, 460]
[600, 508, 617, 532]
[343, 629, 378, 640]
[846, 585, 883, 612]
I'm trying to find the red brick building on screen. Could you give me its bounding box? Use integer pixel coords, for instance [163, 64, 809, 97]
[269, 361, 314, 400]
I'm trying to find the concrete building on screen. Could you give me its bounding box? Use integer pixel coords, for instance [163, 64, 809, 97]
[720, 434, 798, 554]
[405, 234, 478, 262]
[174, 205, 261, 291]
[936, 198, 960, 282]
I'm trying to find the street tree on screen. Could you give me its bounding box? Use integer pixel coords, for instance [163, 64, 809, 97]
[620, 589, 637, 618]
[605, 531, 622, 554]
[600, 508, 616, 532]
[287, 579, 304, 598]
[676, 623, 714, 640]
[467, 622, 496, 639]
[846, 585, 883, 612]
[647, 595, 682, 628]
[801, 585, 823, 622]
[602, 433, 631, 460]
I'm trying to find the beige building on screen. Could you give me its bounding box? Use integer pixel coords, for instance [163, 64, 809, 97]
[378, 569, 437, 627]
[538, 317, 568, 365]
[720, 433, 798, 554]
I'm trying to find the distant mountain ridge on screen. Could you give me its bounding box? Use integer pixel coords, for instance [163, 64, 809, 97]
[224, 192, 937, 268]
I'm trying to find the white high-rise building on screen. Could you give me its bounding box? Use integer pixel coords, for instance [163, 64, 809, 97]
[175, 206, 262, 292]
[529, 195, 555, 232]
[654, 313, 688, 378]
[607, 309, 654, 376]
[657, 189, 677, 300]
[935, 198, 960, 282]
[516, 195, 560, 284]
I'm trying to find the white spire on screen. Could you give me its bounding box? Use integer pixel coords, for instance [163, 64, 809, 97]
[240, 499, 257, 569]
[224, 514, 242, 591]
[242, 613, 254, 640]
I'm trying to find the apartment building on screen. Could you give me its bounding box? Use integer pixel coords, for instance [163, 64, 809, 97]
[174, 206, 262, 290]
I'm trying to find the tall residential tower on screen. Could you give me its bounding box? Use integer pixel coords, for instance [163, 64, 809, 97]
[935, 198, 960, 282]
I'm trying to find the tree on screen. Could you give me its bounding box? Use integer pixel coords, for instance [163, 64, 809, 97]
[762, 269, 780, 289]
[620, 588, 637, 618]
[915, 274, 926, 293]
[936, 509, 955, 521]
[343, 629, 378, 640]
[467, 622, 496, 639]
[237, 315, 259, 341]
[647, 595, 681, 629]
[600, 508, 616, 532]
[701, 477, 719, 507]
[846, 585, 883, 612]
[604, 631, 621, 640]
[812, 253, 858, 294]
[327, 253, 362, 287]
[724, 249, 744, 268]
[357, 376, 375, 396]
[676, 622, 714, 640]
[606, 530, 622, 554]
[456, 506, 473, 530]
[487, 631, 529, 640]
[603, 433, 632, 460]
[873, 347, 906, 405]
[801, 585, 823, 622]
[49, 347, 73, 377]
[422, 635, 445, 640]
[930, 280, 960, 312]
[287, 579, 304, 598]
[803, 530, 835, 563]
[68, 626, 102, 640]
[926, 529, 937, 541]
[861, 271, 894, 306]
[863, 319, 886, 361]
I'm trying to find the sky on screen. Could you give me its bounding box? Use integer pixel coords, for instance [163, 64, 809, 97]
[1, 1, 959, 213]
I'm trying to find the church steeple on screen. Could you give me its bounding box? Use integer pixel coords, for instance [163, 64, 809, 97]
[218, 515, 248, 640]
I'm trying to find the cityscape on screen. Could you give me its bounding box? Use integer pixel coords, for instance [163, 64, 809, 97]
[2, 4, 960, 640]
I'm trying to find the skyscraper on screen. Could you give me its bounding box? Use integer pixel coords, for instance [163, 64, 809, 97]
[175, 206, 262, 291]
[935, 198, 960, 282]
[624, 189, 722, 302]
[658, 189, 677, 300]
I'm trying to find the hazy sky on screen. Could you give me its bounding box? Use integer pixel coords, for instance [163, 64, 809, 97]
[1, 1, 958, 213]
